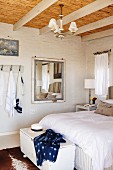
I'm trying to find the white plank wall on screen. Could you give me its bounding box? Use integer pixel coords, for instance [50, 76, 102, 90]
[0, 22, 86, 138]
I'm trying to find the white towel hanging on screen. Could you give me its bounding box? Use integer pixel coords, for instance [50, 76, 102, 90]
[0, 69, 4, 106]
[5, 70, 16, 117]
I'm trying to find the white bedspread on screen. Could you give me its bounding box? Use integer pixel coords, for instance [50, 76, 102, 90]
[39, 111, 113, 170]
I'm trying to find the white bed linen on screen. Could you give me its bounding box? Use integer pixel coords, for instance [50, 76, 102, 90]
[39, 111, 113, 170]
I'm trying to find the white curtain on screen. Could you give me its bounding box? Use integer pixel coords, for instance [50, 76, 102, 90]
[95, 53, 108, 97]
[42, 65, 49, 92]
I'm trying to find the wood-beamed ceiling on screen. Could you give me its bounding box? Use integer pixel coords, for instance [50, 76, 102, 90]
[25, 0, 95, 28]
[0, 0, 42, 24]
[63, 5, 113, 32]
[80, 24, 113, 37]
[0, 0, 113, 38]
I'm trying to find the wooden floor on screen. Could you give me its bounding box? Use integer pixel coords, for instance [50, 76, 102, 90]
[0, 147, 39, 170]
[0, 147, 77, 170]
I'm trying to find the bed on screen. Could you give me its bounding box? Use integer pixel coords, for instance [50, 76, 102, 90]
[39, 86, 113, 170]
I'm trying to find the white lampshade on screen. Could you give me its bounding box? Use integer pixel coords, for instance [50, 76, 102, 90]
[84, 79, 95, 89]
[69, 22, 78, 33]
[48, 18, 57, 31]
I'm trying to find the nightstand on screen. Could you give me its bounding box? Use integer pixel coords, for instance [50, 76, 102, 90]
[76, 103, 96, 112]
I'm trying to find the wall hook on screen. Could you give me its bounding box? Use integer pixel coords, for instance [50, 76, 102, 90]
[19, 65, 21, 71]
[1, 65, 3, 71]
[10, 65, 12, 71]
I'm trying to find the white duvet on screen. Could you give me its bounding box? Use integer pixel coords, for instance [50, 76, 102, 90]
[39, 111, 113, 170]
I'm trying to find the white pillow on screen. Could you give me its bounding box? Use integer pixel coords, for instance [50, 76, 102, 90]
[52, 93, 62, 98]
[104, 99, 113, 104]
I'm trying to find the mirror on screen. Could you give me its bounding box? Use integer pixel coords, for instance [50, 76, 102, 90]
[32, 57, 65, 103]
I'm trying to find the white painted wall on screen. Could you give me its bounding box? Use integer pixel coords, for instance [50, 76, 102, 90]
[83, 35, 113, 102]
[0, 22, 86, 134]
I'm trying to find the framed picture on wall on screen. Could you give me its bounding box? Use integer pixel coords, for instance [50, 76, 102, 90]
[0, 38, 19, 56]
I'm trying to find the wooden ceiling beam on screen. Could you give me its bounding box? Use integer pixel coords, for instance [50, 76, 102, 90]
[74, 15, 113, 36]
[40, 0, 113, 34]
[13, 0, 58, 31]
[81, 28, 113, 41]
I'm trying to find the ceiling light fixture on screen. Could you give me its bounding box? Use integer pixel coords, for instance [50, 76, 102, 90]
[48, 4, 78, 39]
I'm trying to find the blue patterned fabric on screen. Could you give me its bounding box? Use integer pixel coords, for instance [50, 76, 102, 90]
[14, 99, 22, 113]
[33, 129, 66, 166]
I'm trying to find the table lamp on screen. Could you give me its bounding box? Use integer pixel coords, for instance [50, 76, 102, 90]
[84, 79, 95, 104]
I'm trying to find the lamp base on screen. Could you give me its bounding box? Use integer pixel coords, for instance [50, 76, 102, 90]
[89, 89, 91, 104]
[92, 100, 95, 104]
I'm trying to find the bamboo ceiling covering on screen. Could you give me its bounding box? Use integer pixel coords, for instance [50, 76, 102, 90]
[0, 0, 42, 24]
[25, 0, 95, 28]
[0, 0, 113, 36]
[79, 24, 113, 37]
[64, 5, 113, 32]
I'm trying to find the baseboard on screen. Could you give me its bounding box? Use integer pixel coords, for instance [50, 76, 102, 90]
[0, 131, 19, 136]
[0, 132, 20, 150]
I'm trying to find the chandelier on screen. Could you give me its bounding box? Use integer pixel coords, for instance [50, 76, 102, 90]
[48, 4, 78, 39]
